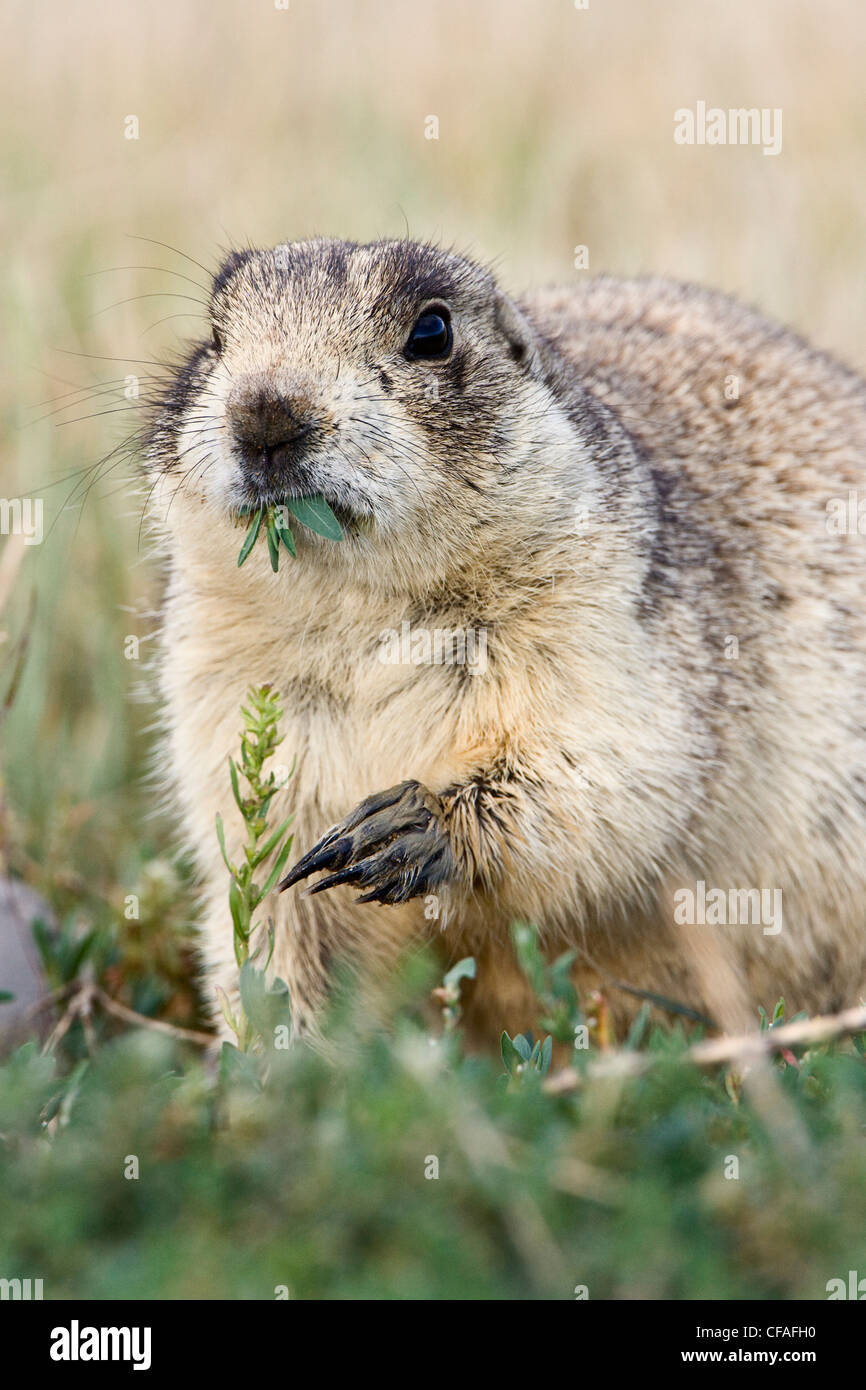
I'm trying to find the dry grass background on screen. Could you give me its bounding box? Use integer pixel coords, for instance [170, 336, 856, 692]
[1, 0, 865, 902]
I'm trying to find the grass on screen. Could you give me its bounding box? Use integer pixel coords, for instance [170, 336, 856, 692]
[2, 934, 866, 1300]
[2, 0, 866, 1300]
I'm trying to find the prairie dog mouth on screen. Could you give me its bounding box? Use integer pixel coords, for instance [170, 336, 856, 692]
[231, 490, 378, 571]
[234, 486, 369, 530]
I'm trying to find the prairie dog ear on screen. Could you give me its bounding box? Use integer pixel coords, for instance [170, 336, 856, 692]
[493, 289, 543, 376]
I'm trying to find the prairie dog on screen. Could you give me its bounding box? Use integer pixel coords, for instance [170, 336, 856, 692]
[145, 237, 866, 1042]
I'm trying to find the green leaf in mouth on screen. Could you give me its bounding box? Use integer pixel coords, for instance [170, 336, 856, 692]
[237, 506, 264, 567]
[266, 518, 280, 573]
[285, 494, 344, 542]
[273, 511, 296, 557]
[236, 495, 342, 569]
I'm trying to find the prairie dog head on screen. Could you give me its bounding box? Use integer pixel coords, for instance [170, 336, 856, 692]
[146, 238, 578, 583]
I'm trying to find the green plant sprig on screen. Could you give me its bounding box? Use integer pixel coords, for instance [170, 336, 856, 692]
[237, 496, 344, 571]
[215, 684, 295, 1051]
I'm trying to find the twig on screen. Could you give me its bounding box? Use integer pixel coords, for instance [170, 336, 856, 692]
[39, 980, 214, 1053]
[40, 981, 94, 1056]
[93, 988, 214, 1046]
[544, 1001, 866, 1091]
[23, 979, 78, 1019]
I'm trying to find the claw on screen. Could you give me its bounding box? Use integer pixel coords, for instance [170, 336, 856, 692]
[305, 838, 410, 897]
[278, 834, 354, 890]
[304, 863, 370, 895]
[278, 827, 338, 890]
[338, 780, 418, 835]
[279, 781, 434, 893]
[279, 780, 455, 907]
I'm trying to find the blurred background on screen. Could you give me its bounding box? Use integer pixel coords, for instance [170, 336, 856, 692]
[1, 0, 865, 1012]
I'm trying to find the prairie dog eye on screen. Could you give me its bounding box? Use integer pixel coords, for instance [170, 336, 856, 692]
[211, 324, 223, 353]
[404, 306, 452, 360]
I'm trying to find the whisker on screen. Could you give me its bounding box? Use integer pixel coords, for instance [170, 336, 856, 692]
[28, 376, 164, 425]
[87, 265, 210, 293]
[55, 406, 146, 427]
[89, 292, 208, 320]
[30, 376, 131, 409]
[142, 313, 208, 334]
[38, 431, 144, 541]
[51, 348, 170, 368]
[125, 234, 214, 280]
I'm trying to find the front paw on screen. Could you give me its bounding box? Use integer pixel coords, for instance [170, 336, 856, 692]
[278, 780, 457, 905]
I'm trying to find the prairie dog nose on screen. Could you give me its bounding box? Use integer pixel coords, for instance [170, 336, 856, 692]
[226, 371, 320, 466]
[229, 392, 310, 450]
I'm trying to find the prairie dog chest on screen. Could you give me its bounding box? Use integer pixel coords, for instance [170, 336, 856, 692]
[278, 625, 470, 805]
[162, 566, 481, 836]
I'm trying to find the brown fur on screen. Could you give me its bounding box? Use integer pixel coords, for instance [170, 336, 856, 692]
[144, 239, 866, 1044]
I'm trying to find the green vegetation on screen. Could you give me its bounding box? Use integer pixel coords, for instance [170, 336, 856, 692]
[2, 916, 866, 1299]
[214, 685, 294, 1051]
